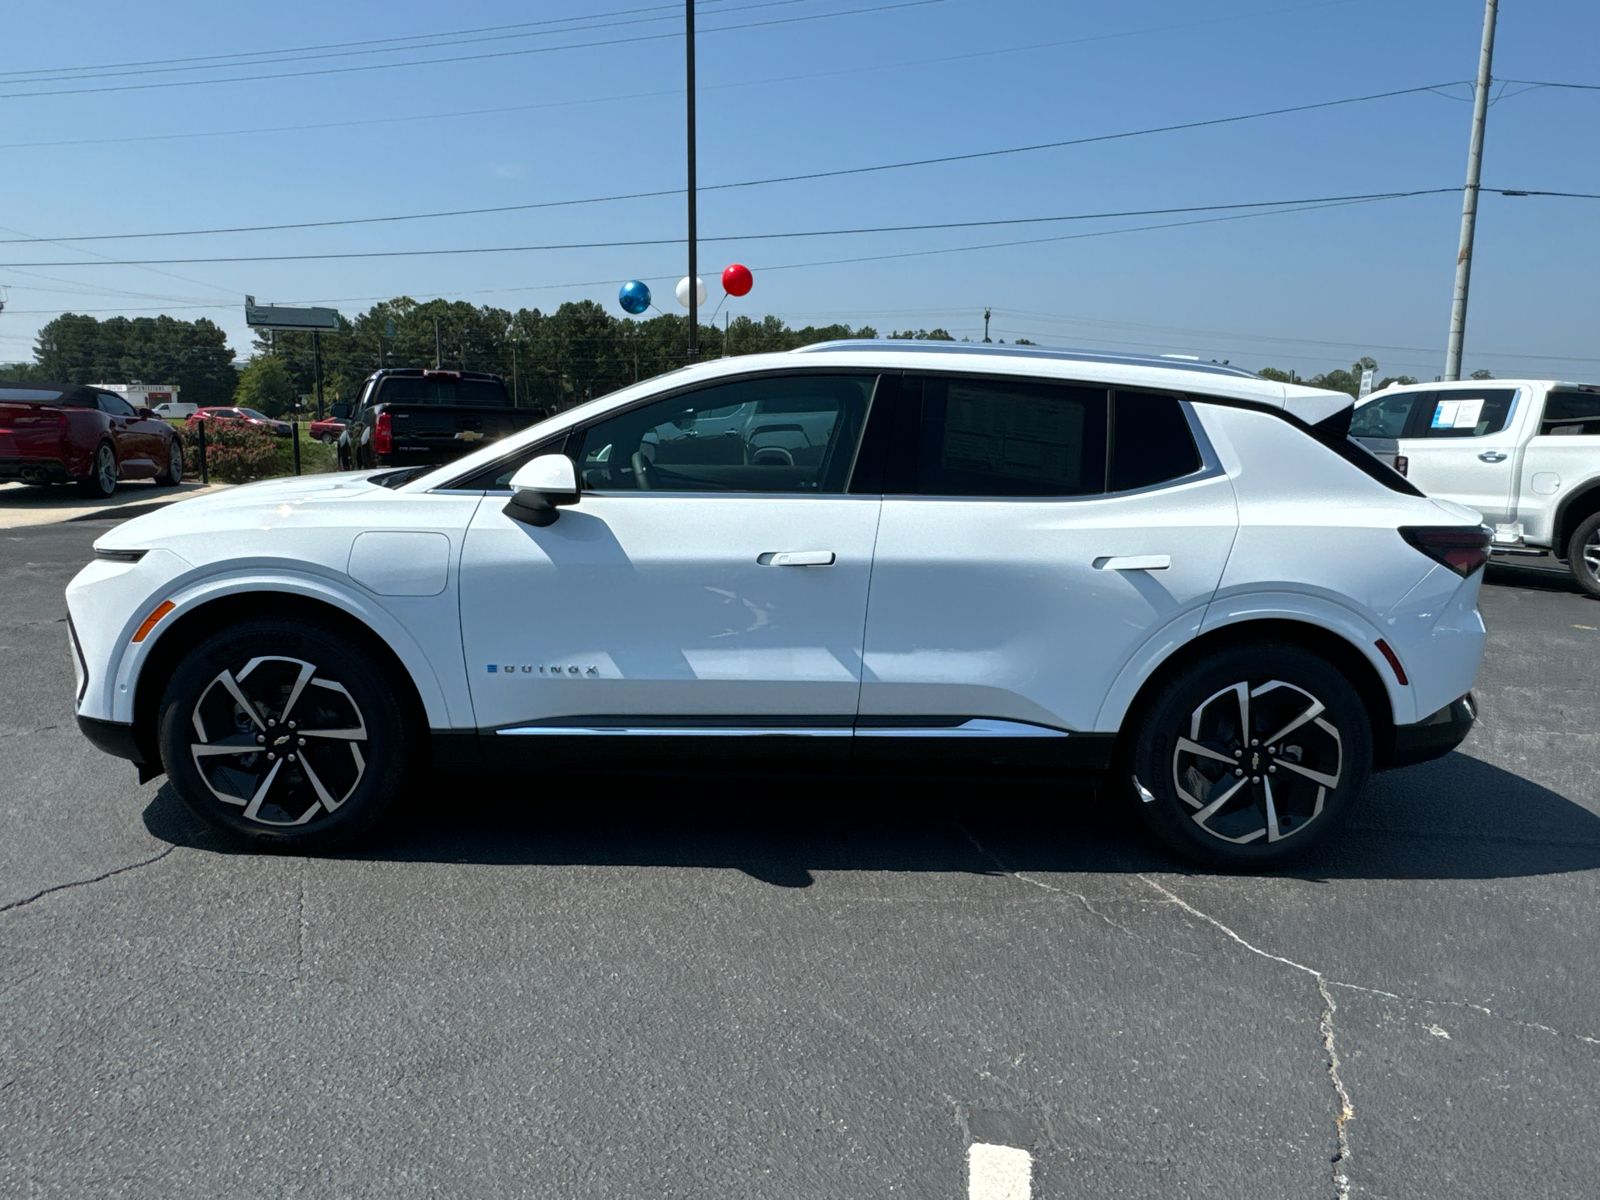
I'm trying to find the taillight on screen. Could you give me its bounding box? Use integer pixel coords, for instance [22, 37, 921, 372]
[0, 403, 66, 429]
[1393, 455, 1408, 476]
[374, 411, 392, 454]
[1400, 525, 1491, 577]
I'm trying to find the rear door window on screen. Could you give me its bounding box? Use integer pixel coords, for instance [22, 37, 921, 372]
[1407, 388, 1517, 439]
[914, 375, 1107, 497]
[1350, 392, 1420, 438]
[1540, 389, 1600, 436]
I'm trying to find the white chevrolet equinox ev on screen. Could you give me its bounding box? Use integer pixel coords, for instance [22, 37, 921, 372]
[67, 343, 1490, 867]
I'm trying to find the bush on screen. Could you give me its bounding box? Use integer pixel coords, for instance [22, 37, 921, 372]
[184, 423, 281, 483]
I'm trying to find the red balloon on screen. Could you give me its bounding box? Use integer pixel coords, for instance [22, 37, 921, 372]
[721, 263, 753, 297]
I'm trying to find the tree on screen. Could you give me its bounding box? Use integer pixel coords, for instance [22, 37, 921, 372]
[1470, 369, 1494, 380]
[233, 356, 296, 417]
[888, 328, 955, 341]
[26, 313, 237, 403]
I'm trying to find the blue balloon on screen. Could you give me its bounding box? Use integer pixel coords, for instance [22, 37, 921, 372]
[618, 280, 651, 315]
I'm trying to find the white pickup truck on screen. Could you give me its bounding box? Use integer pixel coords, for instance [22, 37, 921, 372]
[1351, 379, 1600, 597]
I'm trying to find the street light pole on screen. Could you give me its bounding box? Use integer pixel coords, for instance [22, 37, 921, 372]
[1444, 0, 1498, 382]
[686, 0, 699, 363]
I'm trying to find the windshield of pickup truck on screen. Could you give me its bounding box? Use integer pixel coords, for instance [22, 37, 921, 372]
[374, 377, 510, 406]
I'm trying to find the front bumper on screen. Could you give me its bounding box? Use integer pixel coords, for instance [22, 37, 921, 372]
[1385, 693, 1476, 770]
[77, 714, 144, 763]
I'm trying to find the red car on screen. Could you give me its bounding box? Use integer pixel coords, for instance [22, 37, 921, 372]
[0, 382, 184, 497]
[309, 414, 346, 444]
[187, 406, 293, 437]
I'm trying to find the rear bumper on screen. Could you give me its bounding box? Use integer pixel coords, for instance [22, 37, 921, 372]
[0, 456, 75, 483]
[1384, 693, 1476, 770]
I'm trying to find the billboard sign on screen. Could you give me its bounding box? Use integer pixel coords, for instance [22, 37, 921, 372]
[245, 295, 341, 331]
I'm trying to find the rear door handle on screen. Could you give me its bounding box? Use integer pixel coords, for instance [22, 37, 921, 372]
[758, 551, 835, 567]
[1094, 555, 1170, 571]
[1479, 451, 1508, 463]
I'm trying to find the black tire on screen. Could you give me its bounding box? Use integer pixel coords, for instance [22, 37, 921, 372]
[320, 433, 336, 445]
[1566, 511, 1600, 599]
[154, 436, 184, 486]
[76, 440, 118, 498]
[1124, 641, 1372, 869]
[157, 616, 412, 852]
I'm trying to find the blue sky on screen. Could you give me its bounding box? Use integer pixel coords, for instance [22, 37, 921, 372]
[1, 0, 1596, 380]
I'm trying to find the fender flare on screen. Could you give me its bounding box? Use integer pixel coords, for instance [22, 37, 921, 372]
[108, 568, 456, 728]
[1094, 590, 1415, 732]
[1552, 477, 1600, 555]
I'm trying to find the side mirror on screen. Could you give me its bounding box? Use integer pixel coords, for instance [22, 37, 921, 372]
[331, 401, 350, 419]
[504, 453, 579, 527]
[137, 407, 155, 418]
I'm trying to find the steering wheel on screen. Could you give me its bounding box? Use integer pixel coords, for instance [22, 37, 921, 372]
[630, 450, 657, 490]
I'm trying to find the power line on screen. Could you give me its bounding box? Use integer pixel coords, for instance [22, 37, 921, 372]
[0, 0, 1386, 153]
[0, 0, 797, 88]
[0, 1, 701, 81]
[0, 84, 1470, 245]
[0, 0, 945, 100]
[0, 190, 1462, 267]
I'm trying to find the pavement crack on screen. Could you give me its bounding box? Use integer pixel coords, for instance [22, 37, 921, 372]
[0, 845, 176, 916]
[1326, 980, 1600, 1048]
[953, 816, 1139, 938]
[1140, 876, 1353, 1200]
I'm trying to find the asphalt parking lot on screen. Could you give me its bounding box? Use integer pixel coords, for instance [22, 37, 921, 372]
[2, 520, 1596, 1199]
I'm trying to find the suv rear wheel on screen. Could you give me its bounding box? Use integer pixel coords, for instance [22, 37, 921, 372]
[157, 616, 411, 851]
[1567, 511, 1600, 599]
[1125, 642, 1372, 868]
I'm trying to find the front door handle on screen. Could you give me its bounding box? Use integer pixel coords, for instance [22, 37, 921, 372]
[1479, 451, 1508, 463]
[1094, 555, 1170, 571]
[758, 550, 835, 567]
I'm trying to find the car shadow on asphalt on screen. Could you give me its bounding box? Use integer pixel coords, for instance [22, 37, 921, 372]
[1486, 561, 1589, 596]
[141, 750, 1600, 886]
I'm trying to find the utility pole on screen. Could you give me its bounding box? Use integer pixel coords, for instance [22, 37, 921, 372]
[685, 0, 699, 363]
[433, 316, 442, 370]
[1444, 0, 1498, 381]
[983, 308, 992, 343]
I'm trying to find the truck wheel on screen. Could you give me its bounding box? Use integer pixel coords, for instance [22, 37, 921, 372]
[157, 616, 412, 852]
[77, 441, 118, 498]
[1124, 641, 1372, 869]
[1568, 511, 1600, 599]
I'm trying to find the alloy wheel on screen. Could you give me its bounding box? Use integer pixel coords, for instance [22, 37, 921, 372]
[188, 655, 369, 827]
[1583, 527, 1600, 588]
[168, 442, 183, 483]
[1171, 679, 1343, 845]
[96, 444, 117, 493]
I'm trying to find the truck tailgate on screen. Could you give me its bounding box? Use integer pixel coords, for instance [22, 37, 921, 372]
[385, 405, 542, 454]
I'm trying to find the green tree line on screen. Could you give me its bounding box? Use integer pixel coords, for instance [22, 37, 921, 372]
[0, 313, 237, 404]
[251, 297, 886, 415]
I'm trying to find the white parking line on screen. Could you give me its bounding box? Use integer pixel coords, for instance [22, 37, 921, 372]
[969, 1142, 1032, 1200]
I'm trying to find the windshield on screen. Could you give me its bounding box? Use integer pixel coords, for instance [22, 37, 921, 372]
[374, 377, 510, 406]
[239, 408, 271, 420]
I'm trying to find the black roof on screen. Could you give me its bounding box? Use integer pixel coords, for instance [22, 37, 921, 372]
[0, 382, 102, 406]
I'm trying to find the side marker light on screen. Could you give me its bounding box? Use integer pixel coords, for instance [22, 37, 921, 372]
[1374, 638, 1409, 686]
[131, 600, 175, 643]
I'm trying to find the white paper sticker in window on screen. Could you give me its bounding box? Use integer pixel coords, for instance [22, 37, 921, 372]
[1452, 398, 1484, 428]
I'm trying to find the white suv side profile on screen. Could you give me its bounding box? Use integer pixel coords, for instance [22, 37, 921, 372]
[66, 344, 1490, 867]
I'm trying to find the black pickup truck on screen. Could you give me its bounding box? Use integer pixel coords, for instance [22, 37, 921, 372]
[335, 368, 546, 470]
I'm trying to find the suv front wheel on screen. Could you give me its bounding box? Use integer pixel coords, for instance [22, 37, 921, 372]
[157, 616, 411, 851]
[1125, 642, 1372, 868]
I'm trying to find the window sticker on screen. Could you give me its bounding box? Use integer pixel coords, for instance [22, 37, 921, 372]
[1431, 398, 1484, 430]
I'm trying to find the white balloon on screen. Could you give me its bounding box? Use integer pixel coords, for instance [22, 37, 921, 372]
[675, 276, 708, 309]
